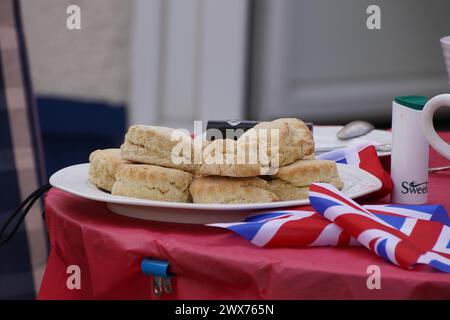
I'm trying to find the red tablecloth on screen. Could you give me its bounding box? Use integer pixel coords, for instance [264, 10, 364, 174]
[39, 133, 450, 300]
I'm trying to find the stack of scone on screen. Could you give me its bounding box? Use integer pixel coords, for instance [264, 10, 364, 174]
[88, 118, 343, 204]
[89, 126, 195, 203]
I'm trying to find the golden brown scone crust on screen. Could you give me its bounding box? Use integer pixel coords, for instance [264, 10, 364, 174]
[240, 118, 314, 167]
[112, 164, 193, 202]
[199, 118, 314, 177]
[197, 139, 264, 177]
[189, 176, 279, 204]
[89, 149, 129, 192]
[268, 175, 343, 201]
[273, 159, 343, 188]
[120, 125, 198, 173]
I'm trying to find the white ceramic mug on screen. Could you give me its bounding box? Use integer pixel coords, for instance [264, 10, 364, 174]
[421, 94, 450, 159]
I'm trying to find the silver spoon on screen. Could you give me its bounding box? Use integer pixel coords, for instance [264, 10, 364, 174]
[337, 121, 375, 140]
[429, 165, 450, 173]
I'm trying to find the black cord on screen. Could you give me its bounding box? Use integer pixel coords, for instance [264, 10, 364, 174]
[0, 183, 51, 245]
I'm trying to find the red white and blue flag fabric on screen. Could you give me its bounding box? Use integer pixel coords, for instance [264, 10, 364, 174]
[209, 143, 450, 273]
[210, 208, 359, 247]
[309, 184, 450, 273]
[210, 185, 450, 273]
[317, 142, 392, 199]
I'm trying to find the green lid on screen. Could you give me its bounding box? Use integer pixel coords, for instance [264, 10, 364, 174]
[394, 95, 428, 110]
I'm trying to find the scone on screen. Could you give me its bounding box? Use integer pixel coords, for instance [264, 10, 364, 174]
[112, 164, 193, 202]
[268, 160, 344, 200]
[190, 176, 279, 204]
[302, 153, 315, 160]
[240, 118, 315, 167]
[197, 139, 263, 177]
[273, 159, 343, 188]
[267, 177, 343, 201]
[267, 179, 309, 201]
[121, 125, 198, 173]
[89, 149, 129, 192]
[198, 118, 314, 177]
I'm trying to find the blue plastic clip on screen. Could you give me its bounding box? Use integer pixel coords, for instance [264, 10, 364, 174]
[141, 258, 171, 278]
[141, 258, 173, 296]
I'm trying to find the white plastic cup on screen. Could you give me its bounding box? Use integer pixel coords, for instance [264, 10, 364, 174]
[391, 96, 429, 204]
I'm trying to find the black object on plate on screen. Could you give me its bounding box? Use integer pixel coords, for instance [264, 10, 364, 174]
[206, 120, 313, 141]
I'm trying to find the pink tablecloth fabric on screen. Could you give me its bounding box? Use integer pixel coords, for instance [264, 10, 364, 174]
[38, 133, 450, 300]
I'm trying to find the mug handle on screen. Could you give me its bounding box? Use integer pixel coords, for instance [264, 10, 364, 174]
[421, 94, 450, 159]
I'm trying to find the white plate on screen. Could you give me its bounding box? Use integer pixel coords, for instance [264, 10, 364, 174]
[314, 126, 392, 156]
[49, 163, 382, 224]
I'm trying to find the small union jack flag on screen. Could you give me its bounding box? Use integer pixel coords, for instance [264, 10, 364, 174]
[309, 183, 450, 273]
[317, 142, 392, 199]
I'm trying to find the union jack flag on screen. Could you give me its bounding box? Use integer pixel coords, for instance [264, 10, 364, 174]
[210, 208, 359, 247]
[210, 185, 450, 273]
[309, 183, 450, 273]
[209, 143, 450, 273]
[317, 142, 392, 199]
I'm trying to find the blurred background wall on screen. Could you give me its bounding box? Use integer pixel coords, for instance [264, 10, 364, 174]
[21, 0, 131, 175]
[250, 0, 450, 125]
[20, 0, 248, 176]
[19, 0, 450, 177]
[128, 0, 248, 129]
[21, 0, 131, 104]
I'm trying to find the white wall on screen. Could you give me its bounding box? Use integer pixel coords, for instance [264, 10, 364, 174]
[21, 0, 249, 128]
[21, 0, 133, 105]
[129, 0, 249, 130]
[251, 0, 450, 123]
